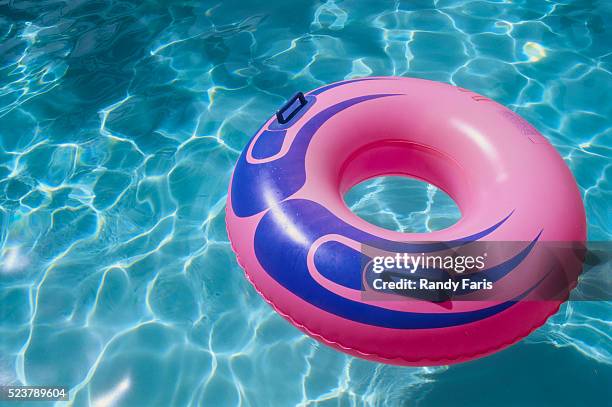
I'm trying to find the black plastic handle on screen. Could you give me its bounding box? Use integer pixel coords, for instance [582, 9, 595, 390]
[276, 92, 307, 124]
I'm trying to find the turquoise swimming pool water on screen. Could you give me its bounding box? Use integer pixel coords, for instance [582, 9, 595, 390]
[0, 1, 610, 406]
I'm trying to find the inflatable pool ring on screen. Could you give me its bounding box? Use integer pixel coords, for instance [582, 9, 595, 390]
[226, 77, 586, 365]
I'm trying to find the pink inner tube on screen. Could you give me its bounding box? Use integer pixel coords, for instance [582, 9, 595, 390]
[226, 77, 586, 365]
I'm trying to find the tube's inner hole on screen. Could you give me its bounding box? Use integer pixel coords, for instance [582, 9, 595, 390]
[343, 175, 461, 233]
